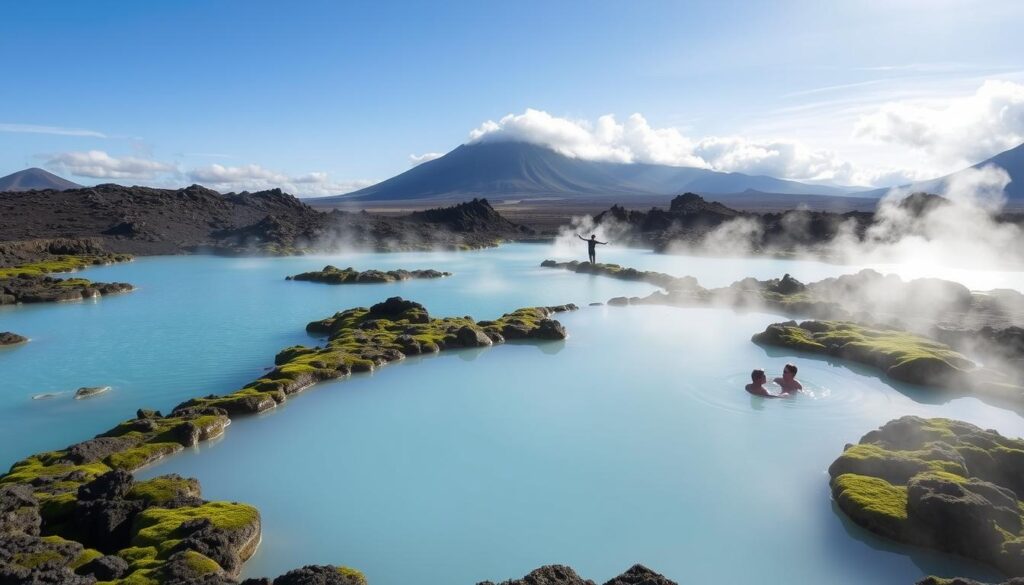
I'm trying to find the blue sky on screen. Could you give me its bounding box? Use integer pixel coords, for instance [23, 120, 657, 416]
[2, 0, 1023, 195]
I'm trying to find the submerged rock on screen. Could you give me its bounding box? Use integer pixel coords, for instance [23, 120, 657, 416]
[74, 386, 111, 399]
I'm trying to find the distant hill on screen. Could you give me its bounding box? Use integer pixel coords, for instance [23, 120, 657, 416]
[0, 168, 81, 192]
[857, 141, 1024, 200]
[318, 141, 856, 204]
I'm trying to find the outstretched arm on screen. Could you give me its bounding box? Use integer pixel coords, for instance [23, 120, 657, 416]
[597, 240, 608, 245]
[576, 234, 586, 241]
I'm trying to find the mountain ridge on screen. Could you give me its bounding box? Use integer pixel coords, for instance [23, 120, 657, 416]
[319, 141, 857, 203]
[0, 167, 81, 192]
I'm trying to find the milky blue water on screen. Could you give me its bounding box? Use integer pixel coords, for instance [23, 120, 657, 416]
[4, 243, 1024, 584]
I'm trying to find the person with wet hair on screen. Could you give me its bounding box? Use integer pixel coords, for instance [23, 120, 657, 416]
[577, 233, 608, 264]
[774, 363, 803, 394]
[745, 368, 785, 398]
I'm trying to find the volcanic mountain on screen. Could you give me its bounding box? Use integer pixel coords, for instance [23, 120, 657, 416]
[0, 167, 81, 192]
[857, 141, 1024, 200]
[319, 141, 856, 204]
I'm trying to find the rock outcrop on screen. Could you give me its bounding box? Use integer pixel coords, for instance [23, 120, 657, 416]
[287, 265, 451, 284]
[830, 416, 1024, 576]
[751, 320, 1024, 404]
[0, 185, 534, 256]
[181, 297, 576, 415]
[478, 564, 677, 585]
[0, 331, 27, 346]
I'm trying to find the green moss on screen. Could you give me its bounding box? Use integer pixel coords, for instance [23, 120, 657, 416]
[180, 550, 222, 575]
[0, 254, 131, 278]
[1, 457, 111, 485]
[106, 442, 183, 471]
[752, 320, 985, 390]
[128, 475, 200, 506]
[338, 566, 368, 584]
[118, 546, 158, 564]
[131, 502, 259, 548]
[11, 549, 64, 568]
[109, 568, 160, 585]
[832, 473, 908, 534]
[70, 547, 105, 570]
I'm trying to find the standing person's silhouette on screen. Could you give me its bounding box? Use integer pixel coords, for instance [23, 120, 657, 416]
[577, 234, 607, 264]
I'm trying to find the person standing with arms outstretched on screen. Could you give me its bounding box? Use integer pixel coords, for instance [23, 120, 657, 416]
[577, 233, 607, 264]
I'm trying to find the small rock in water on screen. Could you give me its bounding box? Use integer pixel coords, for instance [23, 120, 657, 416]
[32, 392, 64, 400]
[75, 386, 112, 399]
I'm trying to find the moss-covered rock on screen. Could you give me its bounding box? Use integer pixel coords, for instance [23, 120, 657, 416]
[287, 264, 451, 284]
[180, 297, 575, 415]
[830, 416, 1024, 576]
[541, 259, 701, 292]
[752, 320, 1024, 405]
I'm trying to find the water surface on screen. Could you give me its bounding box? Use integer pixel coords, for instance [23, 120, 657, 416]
[3, 242, 1024, 584]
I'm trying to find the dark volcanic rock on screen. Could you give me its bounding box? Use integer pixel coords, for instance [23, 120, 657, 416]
[0, 331, 27, 346]
[0, 484, 41, 536]
[0, 184, 532, 256]
[272, 564, 367, 585]
[830, 416, 1024, 575]
[0, 274, 134, 305]
[62, 436, 141, 465]
[602, 564, 678, 585]
[0, 532, 94, 585]
[79, 553, 129, 580]
[478, 564, 678, 585]
[478, 564, 597, 585]
[173, 518, 243, 576]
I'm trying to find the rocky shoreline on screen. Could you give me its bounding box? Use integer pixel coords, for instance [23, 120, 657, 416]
[0, 244, 135, 305]
[0, 184, 536, 256]
[540, 260, 1024, 370]
[286, 265, 451, 284]
[830, 416, 1024, 578]
[0, 298, 575, 584]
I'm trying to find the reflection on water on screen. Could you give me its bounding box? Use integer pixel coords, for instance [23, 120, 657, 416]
[4, 243, 1024, 584]
[139, 306, 1015, 585]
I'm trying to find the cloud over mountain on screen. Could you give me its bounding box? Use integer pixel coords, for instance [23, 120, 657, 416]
[44, 150, 175, 179]
[466, 108, 921, 187]
[855, 79, 1024, 167]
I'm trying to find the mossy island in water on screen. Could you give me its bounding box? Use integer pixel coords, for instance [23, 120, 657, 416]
[179, 296, 575, 415]
[751, 320, 1024, 404]
[0, 297, 575, 584]
[286, 265, 451, 284]
[0, 253, 134, 305]
[830, 416, 1024, 578]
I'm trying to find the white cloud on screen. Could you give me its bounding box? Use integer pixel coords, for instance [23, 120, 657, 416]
[187, 163, 373, 197]
[45, 150, 175, 179]
[0, 123, 107, 138]
[855, 79, 1024, 166]
[409, 152, 443, 166]
[467, 108, 925, 187]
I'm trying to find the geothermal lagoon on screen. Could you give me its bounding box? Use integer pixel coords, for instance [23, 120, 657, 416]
[3, 243, 1024, 584]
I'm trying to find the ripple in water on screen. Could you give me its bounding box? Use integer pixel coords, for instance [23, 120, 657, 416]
[680, 371, 895, 419]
